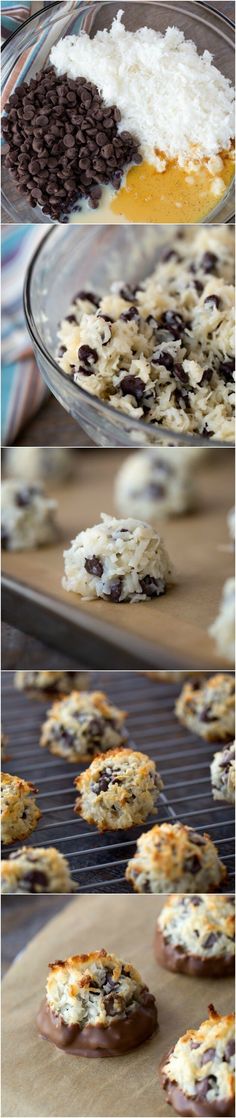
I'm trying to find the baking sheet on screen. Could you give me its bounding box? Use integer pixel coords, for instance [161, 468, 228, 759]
[2, 893, 234, 1118]
[2, 451, 235, 668]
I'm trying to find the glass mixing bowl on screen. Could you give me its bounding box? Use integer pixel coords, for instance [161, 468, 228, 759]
[24, 223, 234, 448]
[2, 0, 235, 224]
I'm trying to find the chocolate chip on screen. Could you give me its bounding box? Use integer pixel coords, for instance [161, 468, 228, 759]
[173, 364, 189, 387]
[152, 350, 174, 371]
[120, 374, 144, 403]
[91, 770, 112, 793]
[15, 486, 36, 507]
[119, 285, 139, 302]
[85, 556, 103, 577]
[184, 855, 200, 874]
[201, 252, 218, 273]
[3, 69, 141, 221]
[201, 367, 214, 385]
[194, 279, 203, 295]
[202, 933, 218, 949]
[218, 358, 235, 383]
[161, 310, 185, 337]
[58, 345, 67, 357]
[146, 483, 166, 500]
[204, 294, 221, 309]
[109, 578, 123, 602]
[199, 705, 213, 723]
[65, 314, 77, 324]
[200, 1049, 216, 1065]
[76, 290, 100, 307]
[139, 575, 166, 598]
[78, 345, 98, 365]
[191, 896, 202, 906]
[197, 1076, 217, 1099]
[120, 306, 139, 323]
[22, 869, 48, 892]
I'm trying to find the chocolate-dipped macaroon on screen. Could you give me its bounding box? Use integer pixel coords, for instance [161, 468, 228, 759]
[155, 895, 235, 978]
[160, 1005, 235, 1117]
[37, 948, 158, 1058]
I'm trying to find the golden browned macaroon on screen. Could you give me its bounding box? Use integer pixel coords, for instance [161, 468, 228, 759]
[1, 771, 41, 845]
[40, 690, 128, 762]
[14, 670, 89, 698]
[160, 1005, 235, 1116]
[211, 742, 235, 805]
[1, 846, 76, 894]
[125, 822, 227, 893]
[176, 674, 235, 742]
[74, 747, 163, 831]
[37, 948, 158, 1057]
[155, 894, 235, 977]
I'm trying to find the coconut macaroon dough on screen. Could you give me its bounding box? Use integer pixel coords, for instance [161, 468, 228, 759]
[1, 481, 58, 552]
[74, 748, 163, 831]
[4, 448, 73, 486]
[210, 578, 235, 665]
[155, 895, 235, 978]
[37, 948, 158, 1057]
[40, 690, 128, 763]
[57, 225, 235, 443]
[14, 670, 89, 697]
[1, 846, 76, 894]
[211, 742, 235, 806]
[160, 1005, 235, 1118]
[63, 513, 172, 603]
[125, 822, 227, 894]
[1, 772, 41, 845]
[176, 673, 235, 743]
[114, 449, 196, 522]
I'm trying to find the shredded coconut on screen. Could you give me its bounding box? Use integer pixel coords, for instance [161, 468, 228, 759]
[50, 11, 235, 170]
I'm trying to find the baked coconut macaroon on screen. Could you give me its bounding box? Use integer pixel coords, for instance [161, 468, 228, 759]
[14, 670, 89, 698]
[211, 742, 235, 805]
[74, 747, 163, 831]
[63, 513, 173, 603]
[155, 894, 235, 978]
[37, 948, 158, 1057]
[1, 845, 76, 894]
[160, 1004, 235, 1117]
[40, 690, 128, 762]
[176, 674, 235, 742]
[1, 772, 41, 845]
[125, 822, 227, 894]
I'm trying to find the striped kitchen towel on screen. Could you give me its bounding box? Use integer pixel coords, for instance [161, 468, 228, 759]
[1, 227, 49, 445]
[1, 2, 50, 43]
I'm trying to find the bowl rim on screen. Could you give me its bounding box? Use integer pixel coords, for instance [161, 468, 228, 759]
[1, 0, 235, 56]
[23, 225, 235, 449]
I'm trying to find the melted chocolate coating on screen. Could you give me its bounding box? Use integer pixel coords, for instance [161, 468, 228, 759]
[155, 928, 235, 978]
[160, 1051, 234, 1117]
[37, 989, 158, 1058]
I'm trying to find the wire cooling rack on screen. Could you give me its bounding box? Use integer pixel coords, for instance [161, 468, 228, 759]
[1, 671, 235, 893]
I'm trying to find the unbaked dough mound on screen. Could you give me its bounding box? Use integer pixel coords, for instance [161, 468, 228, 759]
[63, 512, 173, 602]
[1, 480, 58, 551]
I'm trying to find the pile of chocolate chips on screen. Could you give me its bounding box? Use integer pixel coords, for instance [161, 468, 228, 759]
[2, 66, 141, 221]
